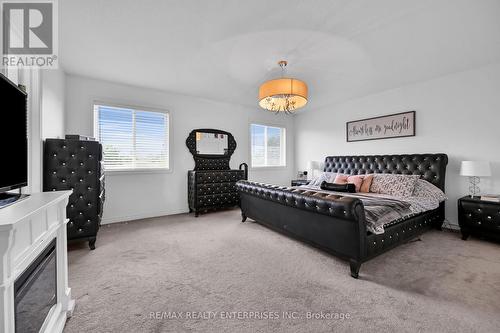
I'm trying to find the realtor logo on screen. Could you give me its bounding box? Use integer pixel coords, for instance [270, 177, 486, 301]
[1, 0, 58, 68]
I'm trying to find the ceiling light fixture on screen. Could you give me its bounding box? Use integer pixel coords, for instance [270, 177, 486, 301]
[258, 60, 308, 114]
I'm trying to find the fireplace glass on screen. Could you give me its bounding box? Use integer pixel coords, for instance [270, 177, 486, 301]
[14, 239, 57, 333]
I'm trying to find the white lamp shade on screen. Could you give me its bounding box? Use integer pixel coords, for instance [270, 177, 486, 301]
[460, 161, 491, 177]
[307, 161, 320, 171]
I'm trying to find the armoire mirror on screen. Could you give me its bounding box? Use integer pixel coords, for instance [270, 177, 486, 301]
[195, 131, 228, 155]
[185, 129, 237, 170]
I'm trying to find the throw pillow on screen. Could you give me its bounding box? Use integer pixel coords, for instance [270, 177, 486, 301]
[334, 174, 365, 192]
[320, 181, 356, 193]
[359, 174, 374, 193]
[369, 174, 420, 197]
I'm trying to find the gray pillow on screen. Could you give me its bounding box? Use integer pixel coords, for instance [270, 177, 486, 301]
[369, 174, 420, 197]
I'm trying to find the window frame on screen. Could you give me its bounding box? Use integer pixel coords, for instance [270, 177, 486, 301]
[249, 122, 287, 169]
[93, 101, 172, 174]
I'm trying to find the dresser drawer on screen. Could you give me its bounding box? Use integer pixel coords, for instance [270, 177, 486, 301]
[196, 171, 244, 184]
[197, 182, 237, 196]
[197, 193, 240, 208]
[460, 207, 500, 231]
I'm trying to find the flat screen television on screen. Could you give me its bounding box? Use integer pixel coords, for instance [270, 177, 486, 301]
[0, 73, 28, 194]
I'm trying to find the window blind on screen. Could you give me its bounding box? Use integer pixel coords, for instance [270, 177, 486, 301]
[94, 104, 169, 170]
[250, 124, 286, 167]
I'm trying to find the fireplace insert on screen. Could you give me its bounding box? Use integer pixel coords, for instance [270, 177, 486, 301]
[14, 239, 57, 333]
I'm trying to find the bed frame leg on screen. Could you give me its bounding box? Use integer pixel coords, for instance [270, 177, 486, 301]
[88, 237, 96, 250]
[241, 212, 247, 222]
[349, 260, 361, 279]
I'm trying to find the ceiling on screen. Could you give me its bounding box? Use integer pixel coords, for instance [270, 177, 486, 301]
[60, 0, 500, 111]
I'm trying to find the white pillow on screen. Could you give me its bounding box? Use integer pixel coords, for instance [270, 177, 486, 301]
[369, 174, 420, 197]
[308, 172, 336, 186]
[413, 179, 447, 202]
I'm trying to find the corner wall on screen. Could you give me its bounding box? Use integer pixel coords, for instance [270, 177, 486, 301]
[65, 75, 295, 223]
[41, 68, 66, 139]
[294, 63, 500, 227]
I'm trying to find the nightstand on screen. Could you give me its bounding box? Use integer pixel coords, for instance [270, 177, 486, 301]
[291, 179, 309, 186]
[458, 196, 500, 242]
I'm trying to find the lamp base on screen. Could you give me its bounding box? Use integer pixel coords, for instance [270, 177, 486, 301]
[468, 176, 480, 197]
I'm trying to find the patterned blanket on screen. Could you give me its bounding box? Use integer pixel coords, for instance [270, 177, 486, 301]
[297, 185, 440, 234]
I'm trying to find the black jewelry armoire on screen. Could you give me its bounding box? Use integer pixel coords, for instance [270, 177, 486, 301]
[43, 136, 105, 250]
[186, 129, 247, 217]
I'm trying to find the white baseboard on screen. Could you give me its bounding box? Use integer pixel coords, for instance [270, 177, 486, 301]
[442, 219, 460, 231]
[101, 208, 188, 224]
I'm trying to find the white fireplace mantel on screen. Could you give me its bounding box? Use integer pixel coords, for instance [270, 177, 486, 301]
[0, 191, 75, 333]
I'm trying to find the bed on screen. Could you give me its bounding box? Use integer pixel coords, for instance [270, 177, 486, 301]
[236, 154, 448, 278]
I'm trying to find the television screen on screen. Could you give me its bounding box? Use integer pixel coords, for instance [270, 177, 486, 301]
[0, 73, 28, 192]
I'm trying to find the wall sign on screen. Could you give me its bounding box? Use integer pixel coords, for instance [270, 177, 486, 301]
[346, 111, 415, 142]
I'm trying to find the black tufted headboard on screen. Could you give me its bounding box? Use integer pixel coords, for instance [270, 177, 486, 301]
[323, 154, 448, 191]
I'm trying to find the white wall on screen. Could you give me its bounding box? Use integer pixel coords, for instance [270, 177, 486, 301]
[64, 63, 500, 226]
[65, 75, 295, 223]
[294, 63, 500, 227]
[41, 68, 66, 139]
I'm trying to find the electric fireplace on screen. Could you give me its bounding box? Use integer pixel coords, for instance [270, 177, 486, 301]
[0, 191, 74, 333]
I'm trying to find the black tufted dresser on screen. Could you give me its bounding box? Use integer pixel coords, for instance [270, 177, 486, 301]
[43, 137, 105, 250]
[186, 129, 247, 217]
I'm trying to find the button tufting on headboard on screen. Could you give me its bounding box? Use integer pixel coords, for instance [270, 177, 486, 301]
[323, 154, 448, 191]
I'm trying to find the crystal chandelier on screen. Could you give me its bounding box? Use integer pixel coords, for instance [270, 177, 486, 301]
[258, 61, 308, 114]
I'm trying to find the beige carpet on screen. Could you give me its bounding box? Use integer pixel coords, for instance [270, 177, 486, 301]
[64, 209, 500, 333]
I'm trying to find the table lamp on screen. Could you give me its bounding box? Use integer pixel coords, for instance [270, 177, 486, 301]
[307, 161, 322, 180]
[460, 161, 491, 197]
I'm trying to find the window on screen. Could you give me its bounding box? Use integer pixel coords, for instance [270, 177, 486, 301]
[250, 124, 286, 167]
[94, 104, 169, 171]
